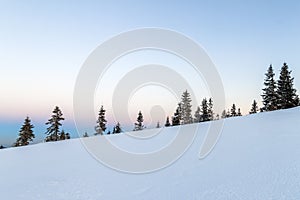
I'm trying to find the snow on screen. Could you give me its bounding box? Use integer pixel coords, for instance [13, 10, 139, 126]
[1, 107, 300, 199]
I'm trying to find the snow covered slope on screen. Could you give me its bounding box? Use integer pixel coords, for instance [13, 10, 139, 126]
[1, 107, 300, 200]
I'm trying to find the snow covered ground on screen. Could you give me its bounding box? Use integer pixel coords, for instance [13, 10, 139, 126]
[1, 107, 300, 200]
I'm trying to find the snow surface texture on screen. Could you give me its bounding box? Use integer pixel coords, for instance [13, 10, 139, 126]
[1, 107, 300, 200]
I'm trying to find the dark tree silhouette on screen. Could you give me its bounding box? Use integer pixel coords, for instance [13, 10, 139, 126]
[172, 103, 182, 126]
[66, 133, 70, 139]
[95, 105, 107, 135]
[231, 104, 237, 117]
[277, 63, 299, 109]
[237, 108, 242, 116]
[165, 116, 171, 127]
[181, 90, 193, 124]
[113, 122, 122, 134]
[261, 65, 278, 111]
[208, 98, 214, 121]
[249, 100, 258, 114]
[14, 116, 35, 146]
[201, 98, 209, 121]
[45, 106, 64, 142]
[133, 111, 145, 131]
[60, 130, 66, 140]
[83, 132, 89, 137]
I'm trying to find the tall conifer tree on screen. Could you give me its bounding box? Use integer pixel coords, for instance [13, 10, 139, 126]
[261, 65, 278, 111]
[15, 116, 35, 146]
[277, 63, 299, 109]
[45, 106, 65, 141]
[95, 105, 107, 135]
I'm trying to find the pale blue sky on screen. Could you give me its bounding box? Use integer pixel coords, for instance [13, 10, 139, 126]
[0, 0, 299, 146]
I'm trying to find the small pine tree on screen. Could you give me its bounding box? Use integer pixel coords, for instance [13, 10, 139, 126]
[60, 130, 66, 140]
[95, 105, 107, 135]
[226, 109, 231, 118]
[249, 100, 258, 114]
[66, 133, 70, 139]
[277, 63, 299, 109]
[295, 96, 300, 106]
[221, 110, 227, 118]
[14, 116, 35, 146]
[261, 65, 278, 111]
[45, 106, 64, 142]
[165, 116, 171, 127]
[83, 132, 89, 137]
[208, 98, 214, 121]
[113, 122, 122, 134]
[133, 111, 145, 131]
[172, 103, 182, 126]
[156, 121, 160, 128]
[215, 114, 220, 120]
[231, 104, 237, 117]
[0, 145, 4, 149]
[181, 90, 193, 124]
[194, 106, 201, 123]
[237, 108, 242, 116]
[201, 98, 209, 121]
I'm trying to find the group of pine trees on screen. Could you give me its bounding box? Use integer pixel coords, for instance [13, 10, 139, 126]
[166, 91, 216, 127]
[261, 63, 299, 111]
[13, 106, 70, 147]
[92, 106, 145, 134]
[160, 63, 299, 128]
[91, 105, 122, 136]
[5, 63, 298, 148]
[221, 103, 242, 118]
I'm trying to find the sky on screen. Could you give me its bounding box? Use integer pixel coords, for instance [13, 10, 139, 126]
[0, 0, 300, 146]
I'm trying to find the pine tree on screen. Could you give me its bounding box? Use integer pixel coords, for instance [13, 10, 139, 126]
[60, 130, 66, 140]
[237, 108, 242, 116]
[0, 145, 4, 149]
[201, 98, 209, 121]
[45, 106, 65, 142]
[181, 90, 193, 124]
[215, 114, 220, 120]
[295, 96, 300, 106]
[172, 103, 182, 126]
[83, 132, 89, 137]
[14, 116, 35, 146]
[231, 104, 237, 117]
[261, 65, 278, 111]
[249, 100, 258, 114]
[113, 122, 122, 134]
[57, 130, 70, 140]
[277, 63, 299, 109]
[221, 110, 227, 118]
[208, 98, 214, 121]
[66, 133, 70, 139]
[226, 109, 231, 118]
[194, 106, 201, 123]
[156, 121, 160, 128]
[95, 105, 107, 135]
[165, 116, 171, 127]
[133, 111, 144, 131]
